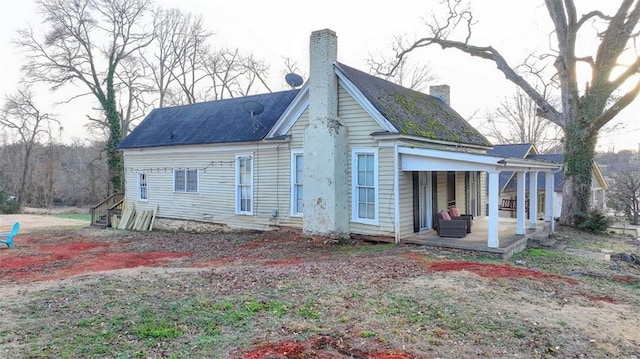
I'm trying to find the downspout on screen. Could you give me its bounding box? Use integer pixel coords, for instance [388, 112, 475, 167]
[394, 140, 400, 244]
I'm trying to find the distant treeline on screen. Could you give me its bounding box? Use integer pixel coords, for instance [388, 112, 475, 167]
[0, 141, 108, 210]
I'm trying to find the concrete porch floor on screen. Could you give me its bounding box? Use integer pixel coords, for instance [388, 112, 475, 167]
[403, 217, 551, 259]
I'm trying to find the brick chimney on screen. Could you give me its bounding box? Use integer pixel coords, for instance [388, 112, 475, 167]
[430, 85, 450, 105]
[302, 29, 349, 238]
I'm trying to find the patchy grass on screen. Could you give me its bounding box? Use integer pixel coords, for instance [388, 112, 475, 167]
[555, 225, 639, 253]
[51, 213, 91, 221]
[0, 228, 638, 358]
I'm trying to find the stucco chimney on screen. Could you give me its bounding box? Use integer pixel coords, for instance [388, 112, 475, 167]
[302, 29, 349, 239]
[430, 85, 450, 105]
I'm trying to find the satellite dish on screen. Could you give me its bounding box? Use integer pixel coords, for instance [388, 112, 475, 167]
[285, 73, 304, 89]
[242, 100, 264, 116]
[242, 100, 265, 131]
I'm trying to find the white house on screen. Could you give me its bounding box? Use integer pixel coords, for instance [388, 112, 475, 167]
[116, 29, 560, 247]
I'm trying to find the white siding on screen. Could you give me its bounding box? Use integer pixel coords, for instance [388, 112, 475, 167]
[340, 87, 395, 238]
[287, 85, 394, 238]
[398, 170, 415, 238]
[123, 143, 301, 231]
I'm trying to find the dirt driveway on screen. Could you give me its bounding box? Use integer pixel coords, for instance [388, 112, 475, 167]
[0, 214, 89, 233]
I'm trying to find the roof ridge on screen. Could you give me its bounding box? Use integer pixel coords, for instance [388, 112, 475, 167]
[157, 89, 300, 110]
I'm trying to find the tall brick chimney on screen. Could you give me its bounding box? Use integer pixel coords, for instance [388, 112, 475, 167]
[302, 29, 349, 238]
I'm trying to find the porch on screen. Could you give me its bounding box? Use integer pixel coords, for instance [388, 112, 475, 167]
[402, 217, 551, 259]
[398, 146, 561, 248]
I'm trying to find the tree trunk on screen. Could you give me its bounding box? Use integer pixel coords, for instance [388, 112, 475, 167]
[17, 145, 33, 210]
[105, 104, 123, 194]
[104, 72, 123, 194]
[560, 120, 596, 225]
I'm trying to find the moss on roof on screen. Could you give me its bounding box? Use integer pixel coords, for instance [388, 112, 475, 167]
[336, 63, 492, 147]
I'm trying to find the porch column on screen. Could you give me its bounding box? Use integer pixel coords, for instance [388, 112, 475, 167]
[529, 171, 538, 229]
[516, 171, 526, 235]
[545, 171, 555, 232]
[544, 171, 554, 222]
[487, 171, 500, 248]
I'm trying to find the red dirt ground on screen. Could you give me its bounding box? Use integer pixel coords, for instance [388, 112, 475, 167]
[427, 260, 578, 284]
[238, 336, 416, 359]
[0, 240, 192, 282]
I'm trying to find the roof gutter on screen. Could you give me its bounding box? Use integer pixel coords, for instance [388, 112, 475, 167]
[371, 132, 493, 151]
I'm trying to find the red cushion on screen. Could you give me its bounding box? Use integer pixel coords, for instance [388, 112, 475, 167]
[441, 210, 451, 221]
[449, 207, 460, 217]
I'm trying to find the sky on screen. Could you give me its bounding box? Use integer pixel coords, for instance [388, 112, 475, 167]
[0, 0, 639, 152]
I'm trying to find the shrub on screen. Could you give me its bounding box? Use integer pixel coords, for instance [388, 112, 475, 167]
[0, 183, 19, 214]
[573, 209, 611, 234]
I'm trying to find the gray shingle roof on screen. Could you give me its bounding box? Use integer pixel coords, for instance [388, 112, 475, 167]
[335, 62, 492, 147]
[487, 144, 535, 191]
[117, 90, 300, 149]
[486, 143, 533, 158]
[503, 153, 564, 192]
[119, 62, 495, 150]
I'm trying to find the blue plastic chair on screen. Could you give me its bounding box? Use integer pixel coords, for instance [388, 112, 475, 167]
[0, 222, 20, 248]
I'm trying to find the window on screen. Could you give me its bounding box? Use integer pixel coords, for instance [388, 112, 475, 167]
[174, 169, 198, 193]
[137, 173, 148, 200]
[291, 151, 303, 215]
[236, 155, 253, 214]
[352, 149, 378, 224]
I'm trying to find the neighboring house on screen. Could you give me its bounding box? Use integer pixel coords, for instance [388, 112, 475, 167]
[117, 29, 560, 247]
[487, 143, 607, 217]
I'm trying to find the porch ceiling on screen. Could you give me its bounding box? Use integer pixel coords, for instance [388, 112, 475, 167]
[398, 147, 562, 173]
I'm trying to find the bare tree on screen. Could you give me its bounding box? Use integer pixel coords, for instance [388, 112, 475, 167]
[607, 170, 640, 224]
[369, 55, 437, 91]
[0, 87, 61, 209]
[376, 0, 640, 225]
[86, 56, 153, 137]
[234, 54, 272, 97]
[144, 8, 212, 107]
[203, 48, 243, 101]
[482, 89, 562, 153]
[201, 48, 273, 101]
[17, 0, 155, 193]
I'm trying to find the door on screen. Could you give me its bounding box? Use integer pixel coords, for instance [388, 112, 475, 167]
[419, 172, 433, 230]
[466, 171, 480, 216]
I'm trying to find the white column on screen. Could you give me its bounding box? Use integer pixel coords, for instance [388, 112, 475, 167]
[545, 171, 554, 222]
[547, 171, 555, 232]
[529, 171, 538, 229]
[393, 142, 400, 244]
[516, 171, 526, 235]
[487, 171, 500, 248]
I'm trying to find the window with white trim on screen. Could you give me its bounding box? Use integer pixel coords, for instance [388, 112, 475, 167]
[352, 149, 378, 224]
[174, 169, 198, 193]
[137, 172, 148, 200]
[236, 155, 253, 214]
[291, 151, 303, 215]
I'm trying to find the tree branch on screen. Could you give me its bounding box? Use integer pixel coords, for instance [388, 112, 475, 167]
[592, 79, 640, 134]
[403, 38, 563, 124]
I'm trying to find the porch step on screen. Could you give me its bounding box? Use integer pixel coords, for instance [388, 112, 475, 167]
[91, 220, 108, 229]
[528, 237, 563, 250]
[539, 238, 557, 248]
